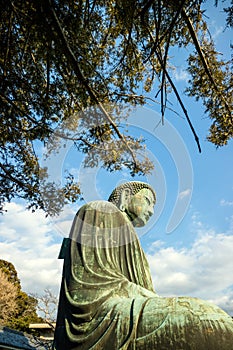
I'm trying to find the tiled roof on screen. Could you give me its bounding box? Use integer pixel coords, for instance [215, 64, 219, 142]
[0, 326, 50, 349]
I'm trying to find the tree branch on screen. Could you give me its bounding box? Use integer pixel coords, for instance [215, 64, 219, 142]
[141, 0, 187, 123]
[0, 163, 36, 191]
[145, 27, 201, 152]
[53, 131, 109, 151]
[3, 9, 13, 78]
[160, 0, 187, 122]
[181, 8, 232, 119]
[41, 0, 140, 169]
[156, 51, 202, 152]
[112, 92, 181, 116]
[136, 0, 155, 19]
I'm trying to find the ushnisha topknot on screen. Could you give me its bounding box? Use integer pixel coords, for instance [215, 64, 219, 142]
[108, 181, 156, 207]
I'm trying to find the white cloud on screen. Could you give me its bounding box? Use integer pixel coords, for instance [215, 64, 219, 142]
[209, 292, 233, 314]
[178, 188, 191, 200]
[52, 205, 77, 237]
[0, 202, 68, 297]
[172, 67, 190, 82]
[209, 23, 224, 41]
[146, 224, 233, 315]
[220, 199, 233, 207]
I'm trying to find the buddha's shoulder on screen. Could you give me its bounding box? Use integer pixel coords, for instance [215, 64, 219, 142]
[77, 200, 120, 214]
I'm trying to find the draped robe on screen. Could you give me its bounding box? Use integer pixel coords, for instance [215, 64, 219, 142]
[53, 201, 233, 349]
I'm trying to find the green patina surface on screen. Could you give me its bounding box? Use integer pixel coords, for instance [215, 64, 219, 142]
[53, 182, 233, 349]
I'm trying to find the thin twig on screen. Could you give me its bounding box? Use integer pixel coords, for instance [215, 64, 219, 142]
[112, 92, 181, 117]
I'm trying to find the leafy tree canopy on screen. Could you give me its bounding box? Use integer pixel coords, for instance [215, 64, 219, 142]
[0, 0, 232, 215]
[0, 269, 19, 325]
[0, 259, 21, 286]
[0, 259, 43, 333]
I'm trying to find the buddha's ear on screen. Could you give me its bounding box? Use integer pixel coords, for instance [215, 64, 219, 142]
[119, 188, 131, 211]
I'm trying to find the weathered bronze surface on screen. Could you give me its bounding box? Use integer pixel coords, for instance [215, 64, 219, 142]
[53, 182, 233, 349]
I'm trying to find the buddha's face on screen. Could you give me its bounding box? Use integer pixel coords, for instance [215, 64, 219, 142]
[125, 188, 155, 227]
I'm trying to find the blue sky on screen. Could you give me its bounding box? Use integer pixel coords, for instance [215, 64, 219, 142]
[0, 2, 233, 316]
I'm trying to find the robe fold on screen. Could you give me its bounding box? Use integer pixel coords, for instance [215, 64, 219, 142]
[53, 201, 233, 349]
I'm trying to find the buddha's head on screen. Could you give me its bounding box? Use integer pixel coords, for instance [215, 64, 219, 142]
[108, 181, 156, 227]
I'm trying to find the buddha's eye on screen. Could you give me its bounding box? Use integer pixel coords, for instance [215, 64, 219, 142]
[145, 197, 151, 205]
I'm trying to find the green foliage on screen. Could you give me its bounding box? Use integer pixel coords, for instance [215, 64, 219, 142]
[186, 40, 233, 146]
[0, 0, 232, 215]
[0, 260, 43, 333]
[7, 290, 43, 333]
[0, 259, 21, 287]
[224, 0, 233, 28]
